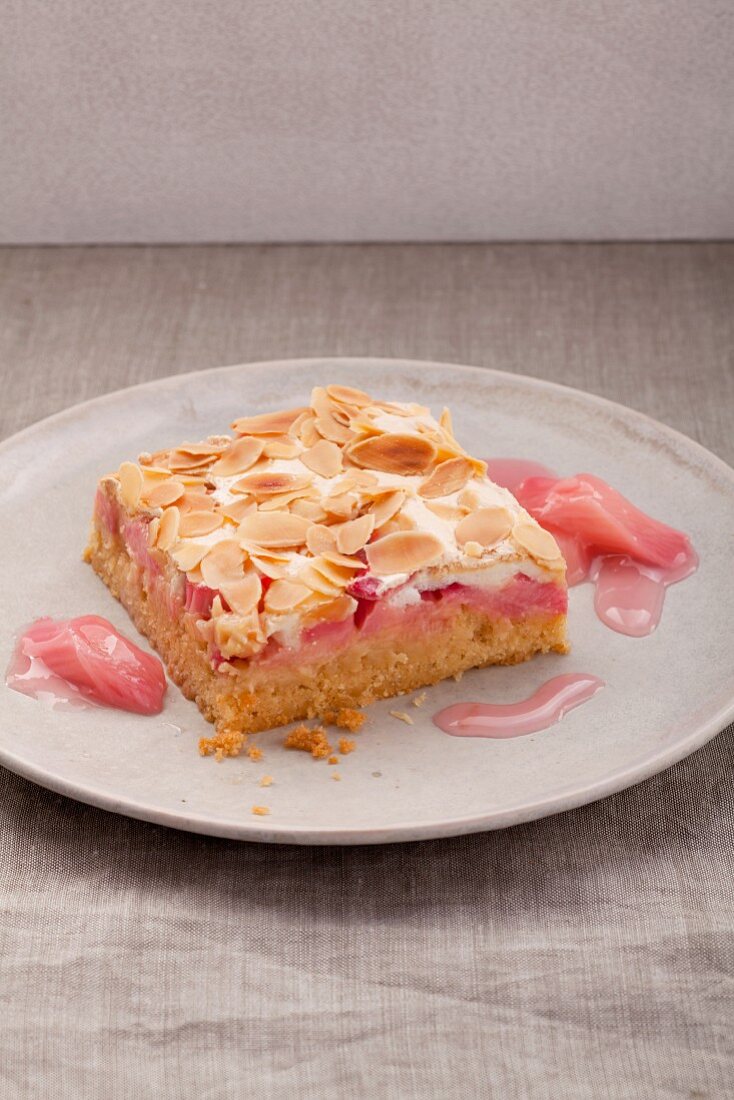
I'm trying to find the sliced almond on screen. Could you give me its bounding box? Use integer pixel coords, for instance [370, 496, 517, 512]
[220, 496, 257, 524]
[237, 512, 311, 548]
[176, 439, 230, 457]
[370, 490, 405, 528]
[301, 594, 357, 627]
[200, 539, 247, 590]
[439, 407, 454, 435]
[321, 550, 366, 571]
[258, 490, 314, 512]
[366, 531, 443, 575]
[300, 439, 343, 478]
[309, 556, 357, 589]
[322, 492, 358, 519]
[289, 498, 328, 523]
[455, 507, 513, 548]
[231, 407, 308, 436]
[350, 470, 380, 488]
[418, 457, 473, 499]
[209, 437, 264, 478]
[315, 408, 354, 445]
[144, 479, 185, 508]
[147, 517, 160, 547]
[346, 433, 437, 476]
[425, 501, 466, 522]
[220, 572, 262, 616]
[464, 540, 484, 559]
[306, 524, 337, 556]
[299, 416, 321, 448]
[299, 563, 343, 597]
[458, 488, 481, 510]
[167, 451, 216, 473]
[233, 471, 312, 499]
[178, 491, 217, 514]
[326, 384, 373, 408]
[118, 462, 143, 510]
[249, 556, 288, 580]
[139, 465, 174, 482]
[263, 438, 300, 460]
[178, 511, 224, 538]
[170, 541, 209, 572]
[336, 513, 375, 555]
[512, 521, 563, 563]
[264, 579, 312, 614]
[157, 506, 181, 551]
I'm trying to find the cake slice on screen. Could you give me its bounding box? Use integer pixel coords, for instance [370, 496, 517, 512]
[85, 386, 568, 755]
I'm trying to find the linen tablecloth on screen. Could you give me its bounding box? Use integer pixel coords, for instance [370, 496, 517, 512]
[1, 244, 732, 1099]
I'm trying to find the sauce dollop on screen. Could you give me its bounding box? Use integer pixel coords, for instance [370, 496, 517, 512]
[6, 616, 167, 714]
[434, 673, 604, 738]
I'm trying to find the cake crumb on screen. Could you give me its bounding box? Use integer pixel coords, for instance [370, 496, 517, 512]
[284, 724, 333, 759]
[259, 775, 273, 787]
[327, 755, 339, 765]
[247, 745, 264, 762]
[389, 710, 414, 726]
[331, 773, 342, 781]
[199, 729, 247, 760]
[322, 708, 365, 733]
[338, 737, 356, 755]
[251, 805, 270, 816]
[412, 693, 427, 708]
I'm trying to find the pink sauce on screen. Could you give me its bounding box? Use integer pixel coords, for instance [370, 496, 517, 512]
[486, 460, 698, 637]
[6, 616, 167, 714]
[433, 673, 605, 739]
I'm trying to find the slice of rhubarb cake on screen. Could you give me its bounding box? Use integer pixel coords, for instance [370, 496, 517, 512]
[85, 385, 568, 753]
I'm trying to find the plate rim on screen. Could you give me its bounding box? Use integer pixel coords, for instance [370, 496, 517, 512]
[2, 356, 733, 845]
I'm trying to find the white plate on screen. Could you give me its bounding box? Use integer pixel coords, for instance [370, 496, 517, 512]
[1, 359, 732, 844]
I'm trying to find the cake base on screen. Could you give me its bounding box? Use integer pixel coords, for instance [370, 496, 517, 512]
[86, 525, 567, 744]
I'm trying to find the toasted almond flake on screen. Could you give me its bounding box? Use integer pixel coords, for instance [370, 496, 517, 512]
[389, 710, 414, 725]
[346, 433, 437, 475]
[178, 510, 224, 538]
[264, 579, 312, 613]
[425, 501, 466, 522]
[306, 524, 337, 556]
[139, 465, 174, 482]
[233, 471, 312, 499]
[251, 805, 270, 816]
[249, 556, 288, 580]
[336, 513, 375, 555]
[289, 499, 328, 523]
[144, 479, 185, 508]
[370, 490, 406, 528]
[186, 564, 205, 586]
[300, 439, 343, 478]
[374, 400, 416, 417]
[259, 775, 273, 787]
[366, 530, 443, 575]
[237, 511, 311, 548]
[412, 693, 427, 708]
[301, 593, 357, 625]
[309, 555, 360, 589]
[326, 384, 373, 407]
[232, 407, 308, 436]
[157, 506, 181, 551]
[170, 541, 210, 572]
[167, 452, 216, 473]
[148, 517, 160, 546]
[263, 438, 300, 459]
[299, 563, 343, 597]
[220, 572, 262, 616]
[299, 416, 321, 447]
[323, 492, 358, 519]
[258, 490, 315, 512]
[176, 439, 230, 457]
[351, 470, 380, 488]
[200, 539, 246, 589]
[220, 496, 257, 523]
[455, 507, 514, 548]
[178, 491, 217, 514]
[332, 773, 342, 781]
[418, 457, 473, 499]
[288, 410, 313, 439]
[512, 521, 563, 563]
[118, 462, 143, 509]
[315, 409, 355, 444]
[321, 550, 366, 571]
[458, 489, 481, 510]
[209, 436, 264, 477]
[439, 407, 454, 435]
[464, 540, 484, 558]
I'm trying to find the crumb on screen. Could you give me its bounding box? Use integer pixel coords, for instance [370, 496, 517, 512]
[327, 755, 339, 765]
[389, 710, 414, 726]
[412, 693, 427, 708]
[259, 775, 273, 787]
[199, 729, 247, 759]
[452, 670, 464, 682]
[284, 724, 333, 759]
[247, 745, 263, 762]
[331, 773, 342, 781]
[251, 805, 270, 816]
[322, 708, 365, 733]
[338, 738, 356, 755]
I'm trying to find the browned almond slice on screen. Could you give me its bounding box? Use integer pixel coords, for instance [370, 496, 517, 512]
[299, 563, 343, 597]
[370, 490, 405, 527]
[350, 470, 380, 488]
[288, 410, 313, 439]
[425, 501, 466, 521]
[309, 556, 357, 588]
[418, 457, 473, 499]
[289, 498, 328, 523]
[264, 579, 312, 614]
[263, 438, 300, 459]
[249, 556, 288, 580]
[178, 511, 224, 538]
[373, 400, 414, 417]
[315, 409, 354, 445]
[233, 471, 312, 499]
[321, 550, 366, 571]
[139, 465, 173, 482]
[257, 491, 312, 512]
[323, 492, 358, 519]
[147, 517, 160, 546]
[170, 541, 210, 572]
[220, 572, 262, 616]
[145, 479, 185, 508]
[231, 407, 308, 436]
[299, 416, 321, 448]
[209, 437, 264, 478]
[301, 594, 357, 627]
[457, 488, 481, 510]
[176, 439, 230, 457]
[157, 506, 181, 551]
[118, 462, 143, 509]
[336, 513, 375, 555]
[463, 541, 484, 558]
[306, 523, 337, 556]
[237, 512, 311, 548]
[300, 439, 343, 478]
[178, 491, 216, 514]
[326, 384, 373, 408]
[220, 496, 256, 523]
[167, 452, 216, 473]
[346, 434, 437, 475]
[200, 539, 246, 589]
[439, 407, 454, 435]
[512, 521, 563, 563]
[366, 531, 443, 575]
[455, 507, 513, 548]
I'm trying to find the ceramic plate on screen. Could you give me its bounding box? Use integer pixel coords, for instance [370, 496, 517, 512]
[1, 359, 733, 844]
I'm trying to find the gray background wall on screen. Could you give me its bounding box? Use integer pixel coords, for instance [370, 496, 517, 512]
[3, 1, 732, 243]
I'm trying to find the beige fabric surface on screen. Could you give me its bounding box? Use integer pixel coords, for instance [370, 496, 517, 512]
[0, 244, 732, 1099]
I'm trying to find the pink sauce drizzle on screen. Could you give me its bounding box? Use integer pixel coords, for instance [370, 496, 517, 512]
[485, 459, 698, 637]
[433, 673, 605, 738]
[6, 616, 167, 714]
